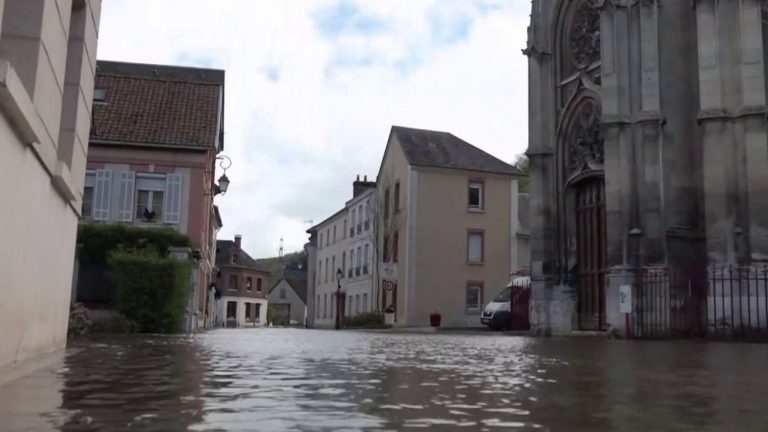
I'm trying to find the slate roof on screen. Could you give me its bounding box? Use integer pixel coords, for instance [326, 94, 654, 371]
[215, 240, 269, 274]
[91, 60, 224, 149]
[271, 267, 308, 304]
[390, 126, 522, 176]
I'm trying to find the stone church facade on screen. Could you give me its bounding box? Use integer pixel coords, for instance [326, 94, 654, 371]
[526, 0, 768, 335]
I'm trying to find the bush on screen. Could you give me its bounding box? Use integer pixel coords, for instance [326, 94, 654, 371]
[343, 312, 386, 329]
[108, 246, 190, 333]
[68, 303, 91, 337]
[266, 306, 277, 326]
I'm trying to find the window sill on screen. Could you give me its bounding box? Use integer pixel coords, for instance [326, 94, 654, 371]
[467, 261, 484, 266]
[468, 207, 485, 213]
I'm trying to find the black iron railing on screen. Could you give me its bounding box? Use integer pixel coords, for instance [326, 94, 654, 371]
[633, 266, 768, 342]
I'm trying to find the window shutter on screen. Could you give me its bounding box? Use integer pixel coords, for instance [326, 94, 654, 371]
[117, 171, 135, 221]
[164, 173, 183, 224]
[93, 169, 112, 221]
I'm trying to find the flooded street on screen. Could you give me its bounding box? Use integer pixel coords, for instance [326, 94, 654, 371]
[1, 329, 767, 431]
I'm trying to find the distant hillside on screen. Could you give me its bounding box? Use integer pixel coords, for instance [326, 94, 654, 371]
[255, 251, 306, 289]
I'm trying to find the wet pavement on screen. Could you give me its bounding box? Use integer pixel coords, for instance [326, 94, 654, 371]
[0, 328, 767, 431]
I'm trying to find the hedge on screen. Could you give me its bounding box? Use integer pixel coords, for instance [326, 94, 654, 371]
[343, 312, 386, 329]
[108, 246, 190, 333]
[78, 224, 190, 266]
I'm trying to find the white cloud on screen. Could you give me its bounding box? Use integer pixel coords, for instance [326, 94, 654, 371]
[97, 0, 529, 258]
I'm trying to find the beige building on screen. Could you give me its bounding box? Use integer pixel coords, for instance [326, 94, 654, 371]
[377, 126, 525, 328]
[0, 1, 102, 371]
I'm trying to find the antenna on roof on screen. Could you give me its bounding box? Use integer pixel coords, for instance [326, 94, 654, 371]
[279, 237, 284, 260]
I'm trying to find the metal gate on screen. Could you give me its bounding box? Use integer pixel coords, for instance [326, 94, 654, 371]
[575, 179, 606, 330]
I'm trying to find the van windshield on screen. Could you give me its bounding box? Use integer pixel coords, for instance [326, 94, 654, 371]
[492, 287, 511, 302]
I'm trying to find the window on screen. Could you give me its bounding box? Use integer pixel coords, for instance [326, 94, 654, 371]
[355, 294, 360, 315]
[256, 278, 262, 292]
[384, 188, 390, 219]
[363, 244, 369, 274]
[255, 303, 262, 320]
[357, 204, 363, 233]
[93, 87, 107, 102]
[319, 233, 323, 249]
[135, 175, 165, 222]
[316, 295, 320, 318]
[363, 293, 368, 313]
[229, 275, 238, 291]
[394, 182, 400, 213]
[226, 301, 237, 319]
[356, 246, 362, 276]
[326, 229, 330, 246]
[466, 283, 484, 313]
[324, 294, 328, 318]
[383, 235, 389, 263]
[232, 254, 239, 264]
[325, 258, 329, 282]
[469, 181, 484, 210]
[344, 220, 348, 238]
[349, 249, 355, 278]
[82, 171, 95, 218]
[317, 260, 322, 284]
[365, 199, 371, 230]
[333, 225, 337, 243]
[468, 230, 484, 264]
[393, 232, 399, 263]
[280, 288, 286, 299]
[332, 256, 336, 279]
[351, 209, 356, 237]
[245, 303, 252, 320]
[342, 252, 346, 274]
[245, 277, 252, 291]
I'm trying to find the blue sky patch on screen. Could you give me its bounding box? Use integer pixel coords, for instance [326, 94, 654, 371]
[313, 0, 389, 39]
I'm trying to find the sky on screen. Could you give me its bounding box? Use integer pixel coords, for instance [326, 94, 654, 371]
[97, 0, 530, 258]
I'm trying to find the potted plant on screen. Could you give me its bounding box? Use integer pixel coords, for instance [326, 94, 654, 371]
[429, 311, 441, 327]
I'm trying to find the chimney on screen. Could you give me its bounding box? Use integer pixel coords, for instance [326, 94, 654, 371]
[234, 235, 242, 249]
[353, 175, 377, 197]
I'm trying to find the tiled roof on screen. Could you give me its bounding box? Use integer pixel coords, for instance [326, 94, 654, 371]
[215, 240, 268, 274]
[391, 126, 522, 176]
[90, 60, 224, 149]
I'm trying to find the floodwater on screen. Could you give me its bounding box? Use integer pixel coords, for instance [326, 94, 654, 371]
[1, 329, 767, 431]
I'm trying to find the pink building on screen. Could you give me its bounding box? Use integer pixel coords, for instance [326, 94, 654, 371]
[83, 60, 226, 330]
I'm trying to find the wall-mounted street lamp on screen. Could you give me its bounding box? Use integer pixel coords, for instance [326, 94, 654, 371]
[212, 155, 232, 196]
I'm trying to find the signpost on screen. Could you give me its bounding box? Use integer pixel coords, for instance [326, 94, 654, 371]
[620, 285, 632, 339]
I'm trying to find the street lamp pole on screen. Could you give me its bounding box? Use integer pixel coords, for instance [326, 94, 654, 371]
[335, 268, 343, 330]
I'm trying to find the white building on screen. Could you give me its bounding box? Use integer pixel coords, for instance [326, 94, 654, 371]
[0, 0, 103, 371]
[308, 176, 377, 328]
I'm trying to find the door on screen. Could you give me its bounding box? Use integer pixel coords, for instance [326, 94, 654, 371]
[575, 178, 606, 330]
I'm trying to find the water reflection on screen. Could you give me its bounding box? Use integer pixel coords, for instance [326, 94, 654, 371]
[0, 329, 767, 431]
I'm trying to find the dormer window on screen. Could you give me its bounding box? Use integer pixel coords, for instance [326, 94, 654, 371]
[232, 254, 239, 264]
[93, 87, 107, 102]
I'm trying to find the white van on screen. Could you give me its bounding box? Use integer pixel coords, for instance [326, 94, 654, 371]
[480, 276, 531, 330]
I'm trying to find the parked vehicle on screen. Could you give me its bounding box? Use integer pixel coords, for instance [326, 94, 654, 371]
[481, 276, 531, 331]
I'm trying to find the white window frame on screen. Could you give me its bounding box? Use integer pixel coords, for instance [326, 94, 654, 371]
[135, 173, 165, 223]
[466, 284, 483, 313]
[468, 181, 484, 210]
[468, 231, 484, 264]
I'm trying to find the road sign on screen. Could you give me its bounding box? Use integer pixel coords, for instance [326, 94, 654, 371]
[382, 263, 398, 281]
[619, 285, 632, 314]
